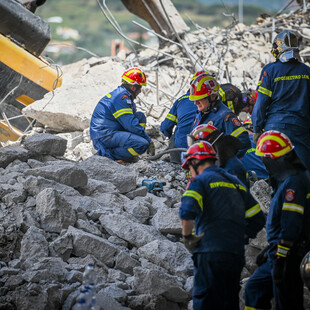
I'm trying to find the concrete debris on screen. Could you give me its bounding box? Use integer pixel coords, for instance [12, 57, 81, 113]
[1, 5, 310, 310]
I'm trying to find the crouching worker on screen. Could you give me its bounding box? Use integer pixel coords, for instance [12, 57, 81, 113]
[90, 67, 155, 162]
[179, 141, 246, 310]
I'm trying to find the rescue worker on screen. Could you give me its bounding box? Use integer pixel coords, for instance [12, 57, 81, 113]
[90, 68, 154, 162]
[251, 29, 310, 171]
[244, 130, 310, 310]
[241, 118, 269, 180]
[188, 124, 265, 242]
[160, 71, 209, 163]
[190, 74, 251, 158]
[219, 83, 257, 115]
[179, 141, 246, 310]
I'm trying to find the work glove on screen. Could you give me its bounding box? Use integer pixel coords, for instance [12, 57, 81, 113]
[273, 243, 290, 286]
[253, 132, 262, 144]
[147, 140, 155, 156]
[256, 245, 270, 266]
[183, 232, 205, 254]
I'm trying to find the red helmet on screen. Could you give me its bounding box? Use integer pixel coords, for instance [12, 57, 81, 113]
[187, 124, 219, 146]
[122, 68, 147, 86]
[255, 130, 294, 159]
[182, 141, 217, 170]
[191, 70, 214, 81]
[242, 118, 253, 132]
[189, 74, 220, 101]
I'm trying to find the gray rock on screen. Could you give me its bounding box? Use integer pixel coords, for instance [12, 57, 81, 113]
[36, 188, 77, 233]
[115, 252, 141, 275]
[0, 146, 30, 168]
[20, 226, 49, 270]
[23, 175, 79, 197]
[67, 226, 120, 267]
[23, 133, 67, 156]
[151, 207, 182, 234]
[99, 213, 165, 248]
[133, 267, 189, 303]
[78, 156, 137, 194]
[103, 286, 127, 304]
[25, 163, 88, 188]
[49, 233, 73, 261]
[138, 240, 193, 277]
[23, 257, 68, 283]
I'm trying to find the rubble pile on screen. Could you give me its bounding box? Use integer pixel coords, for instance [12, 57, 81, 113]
[1, 5, 310, 310]
[22, 7, 310, 136]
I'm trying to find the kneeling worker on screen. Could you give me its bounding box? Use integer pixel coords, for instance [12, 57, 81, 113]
[90, 68, 154, 162]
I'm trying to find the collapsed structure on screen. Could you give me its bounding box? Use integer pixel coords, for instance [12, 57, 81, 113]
[0, 1, 310, 309]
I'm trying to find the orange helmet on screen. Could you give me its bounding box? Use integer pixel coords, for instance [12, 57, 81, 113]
[242, 118, 253, 132]
[189, 74, 220, 101]
[122, 68, 147, 86]
[255, 130, 294, 159]
[182, 141, 217, 170]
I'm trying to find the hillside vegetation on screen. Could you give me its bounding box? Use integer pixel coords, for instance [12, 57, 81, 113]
[36, 0, 275, 65]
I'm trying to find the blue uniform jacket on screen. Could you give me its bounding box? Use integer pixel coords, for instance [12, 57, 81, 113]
[241, 135, 269, 179]
[90, 85, 151, 143]
[224, 156, 266, 239]
[179, 165, 246, 255]
[192, 100, 251, 158]
[252, 60, 310, 133]
[267, 170, 310, 257]
[160, 91, 197, 148]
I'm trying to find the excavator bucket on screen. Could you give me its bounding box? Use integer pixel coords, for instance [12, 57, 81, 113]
[0, 0, 62, 142]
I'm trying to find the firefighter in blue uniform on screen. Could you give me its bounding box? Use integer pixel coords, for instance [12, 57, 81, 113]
[244, 130, 310, 310]
[179, 141, 246, 310]
[160, 71, 210, 163]
[188, 124, 265, 241]
[219, 83, 257, 115]
[90, 68, 154, 161]
[160, 90, 197, 149]
[241, 118, 269, 180]
[252, 30, 310, 171]
[190, 74, 251, 158]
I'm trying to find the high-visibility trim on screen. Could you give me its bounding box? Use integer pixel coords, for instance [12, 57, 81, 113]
[307, 193, 310, 199]
[258, 86, 272, 97]
[245, 306, 271, 310]
[219, 88, 226, 101]
[276, 244, 290, 257]
[255, 135, 292, 157]
[113, 108, 133, 119]
[257, 80, 262, 86]
[0, 122, 23, 142]
[139, 122, 146, 129]
[274, 75, 309, 82]
[246, 148, 256, 154]
[231, 126, 246, 138]
[178, 95, 189, 101]
[227, 100, 235, 113]
[128, 147, 139, 156]
[210, 182, 246, 192]
[106, 93, 111, 98]
[183, 190, 203, 211]
[0, 34, 62, 91]
[282, 203, 304, 214]
[166, 113, 178, 123]
[245, 204, 261, 218]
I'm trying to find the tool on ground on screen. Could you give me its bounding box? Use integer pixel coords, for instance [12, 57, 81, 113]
[142, 179, 166, 195]
[146, 147, 187, 161]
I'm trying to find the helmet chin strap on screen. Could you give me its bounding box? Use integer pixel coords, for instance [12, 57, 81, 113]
[204, 95, 217, 113]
